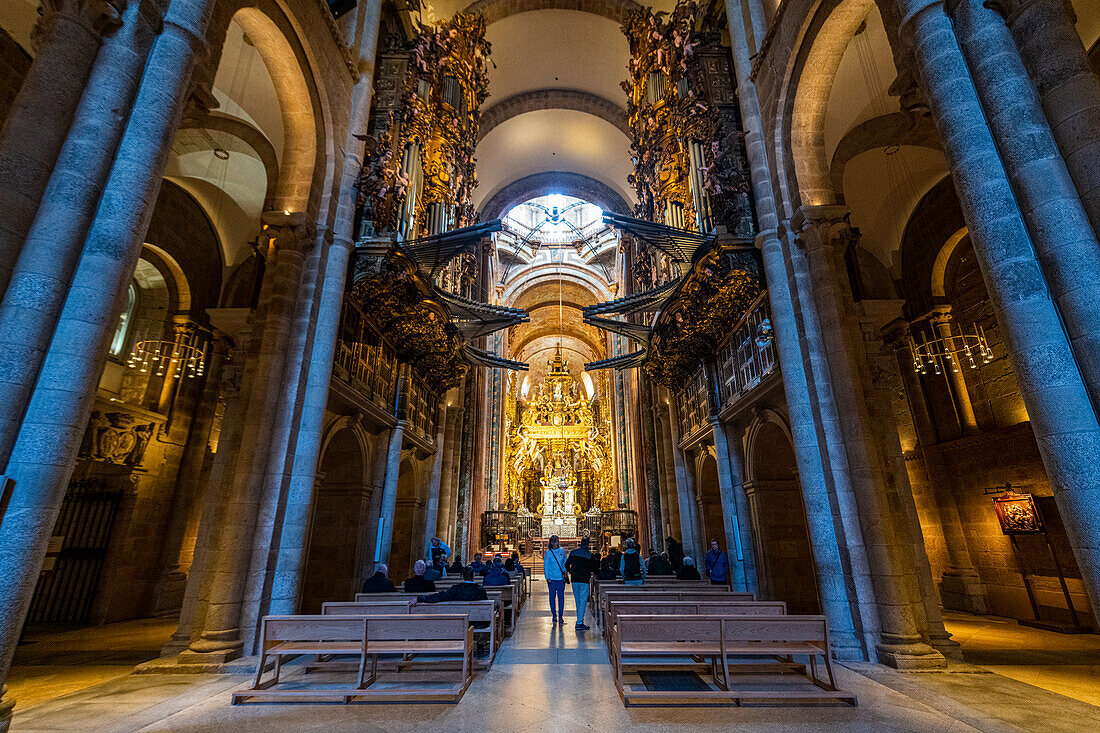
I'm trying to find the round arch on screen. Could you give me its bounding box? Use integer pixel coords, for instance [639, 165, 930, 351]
[480, 172, 633, 221]
[462, 0, 642, 25]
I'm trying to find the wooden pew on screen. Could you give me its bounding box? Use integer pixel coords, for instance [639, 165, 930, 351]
[598, 589, 754, 628]
[610, 614, 856, 707]
[430, 581, 519, 633]
[232, 614, 475, 704]
[589, 578, 720, 618]
[324, 600, 501, 669]
[602, 599, 786, 647]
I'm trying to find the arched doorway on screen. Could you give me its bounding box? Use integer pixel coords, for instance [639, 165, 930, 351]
[745, 421, 820, 615]
[300, 428, 368, 613]
[388, 458, 420, 581]
[697, 453, 725, 560]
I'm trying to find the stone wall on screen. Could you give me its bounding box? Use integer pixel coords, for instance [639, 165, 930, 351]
[0, 28, 29, 128]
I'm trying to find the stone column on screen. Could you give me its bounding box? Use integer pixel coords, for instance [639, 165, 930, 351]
[0, 0, 123, 297]
[791, 207, 945, 668]
[639, 377, 665, 551]
[652, 405, 679, 546]
[708, 416, 757, 592]
[422, 403, 449, 559]
[376, 420, 407, 563]
[724, 0, 865, 661]
[898, 0, 1100, 629]
[0, 0, 214, 720]
[186, 216, 310, 662]
[952, 0, 1100, 410]
[437, 393, 462, 543]
[886, 322, 988, 614]
[927, 307, 979, 434]
[1003, 0, 1100, 236]
[153, 340, 225, 614]
[664, 391, 701, 555]
[0, 0, 160, 467]
[162, 333, 250, 657]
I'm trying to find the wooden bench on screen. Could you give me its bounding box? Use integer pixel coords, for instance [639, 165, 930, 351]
[610, 614, 856, 707]
[603, 600, 786, 647]
[430, 581, 519, 632]
[232, 614, 474, 704]
[598, 589, 755, 628]
[590, 578, 721, 618]
[412, 600, 501, 668]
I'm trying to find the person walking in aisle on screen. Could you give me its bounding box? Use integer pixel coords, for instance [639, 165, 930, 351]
[619, 538, 646, 586]
[543, 534, 569, 625]
[565, 536, 598, 630]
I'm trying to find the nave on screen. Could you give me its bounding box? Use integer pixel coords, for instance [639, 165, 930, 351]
[9, 579, 1100, 732]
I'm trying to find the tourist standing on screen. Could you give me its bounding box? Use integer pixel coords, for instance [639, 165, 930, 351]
[619, 538, 646, 585]
[704, 539, 729, 585]
[665, 536, 685, 572]
[543, 534, 569, 624]
[565, 537, 598, 630]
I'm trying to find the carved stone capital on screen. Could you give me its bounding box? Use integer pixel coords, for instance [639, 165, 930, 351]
[33, 0, 124, 48]
[790, 205, 860, 255]
[261, 211, 314, 253]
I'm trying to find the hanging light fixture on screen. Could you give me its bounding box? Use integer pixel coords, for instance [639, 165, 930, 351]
[909, 321, 993, 376]
[127, 329, 208, 380]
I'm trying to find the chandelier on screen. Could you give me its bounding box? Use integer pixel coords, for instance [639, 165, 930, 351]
[909, 322, 993, 375]
[128, 334, 207, 380]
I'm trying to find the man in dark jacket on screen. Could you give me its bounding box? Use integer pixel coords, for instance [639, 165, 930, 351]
[416, 567, 488, 603]
[676, 556, 702, 580]
[484, 556, 511, 586]
[565, 537, 598, 630]
[424, 560, 445, 582]
[469, 553, 488, 576]
[646, 551, 674, 576]
[619, 538, 645, 585]
[704, 539, 730, 585]
[361, 563, 396, 593]
[404, 559, 437, 593]
[665, 536, 685, 572]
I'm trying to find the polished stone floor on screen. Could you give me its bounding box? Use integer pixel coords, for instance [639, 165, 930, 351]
[9, 584, 1100, 732]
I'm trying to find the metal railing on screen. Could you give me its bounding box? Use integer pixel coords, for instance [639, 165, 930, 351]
[674, 293, 776, 437]
[335, 297, 398, 409]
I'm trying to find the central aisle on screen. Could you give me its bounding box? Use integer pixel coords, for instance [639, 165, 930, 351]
[17, 579, 1100, 731]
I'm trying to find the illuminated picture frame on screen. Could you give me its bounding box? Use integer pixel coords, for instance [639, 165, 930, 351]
[992, 492, 1044, 535]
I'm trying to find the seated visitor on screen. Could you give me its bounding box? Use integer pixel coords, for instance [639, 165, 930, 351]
[676, 556, 702, 580]
[509, 551, 526, 577]
[415, 567, 488, 603]
[404, 559, 437, 593]
[469, 553, 488, 576]
[665, 535, 685, 572]
[361, 563, 396, 593]
[484, 556, 511, 586]
[428, 536, 451, 568]
[597, 554, 617, 580]
[449, 556, 465, 575]
[424, 560, 445, 582]
[646, 550, 675, 576]
[503, 556, 519, 579]
[619, 539, 646, 585]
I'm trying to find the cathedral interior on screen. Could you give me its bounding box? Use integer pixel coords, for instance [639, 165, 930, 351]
[1, 0, 1100, 729]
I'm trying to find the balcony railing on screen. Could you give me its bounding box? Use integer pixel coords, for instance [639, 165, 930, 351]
[674, 293, 776, 438]
[335, 296, 398, 409]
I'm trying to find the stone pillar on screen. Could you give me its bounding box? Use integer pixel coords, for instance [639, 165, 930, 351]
[790, 207, 945, 668]
[927, 307, 979, 434]
[162, 333, 250, 657]
[886, 322, 989, 614]
[186, 216, 310, 662]
[422, 403, 449, 560]
[437, 393, 462, 543]
[898, 0, 1100, 629]
[0, 0, 123, 297]
[953, 0, 1100, 410]
[664, 391, 701, 555]
[639, 377, 665, 551]
[723, 0, 866, 661]
[652, 405, 679, 546]
[708, 416, 757, 592]
[153, 340, 225, 614]
[0, 0, 214, 720]
[0, 0, 159, 467]
[376, 411, 408, 563]
[1003, 0, 1100, 236]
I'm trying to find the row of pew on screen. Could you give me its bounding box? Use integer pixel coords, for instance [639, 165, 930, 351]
[591, 578, 857, 707]
[231, 573, 527, 704]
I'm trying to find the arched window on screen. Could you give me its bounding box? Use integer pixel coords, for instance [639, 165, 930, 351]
[110, 284, 137, 357]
